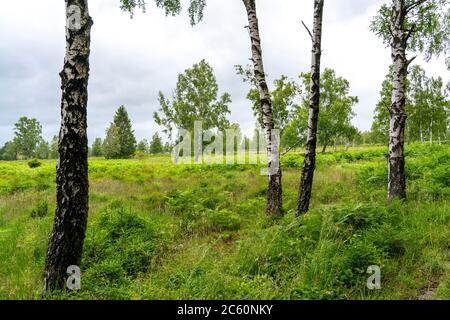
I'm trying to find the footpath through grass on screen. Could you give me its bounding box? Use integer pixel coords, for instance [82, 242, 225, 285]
[0, 143, 448, 299]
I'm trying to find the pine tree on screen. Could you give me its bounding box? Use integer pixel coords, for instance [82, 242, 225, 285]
[110, 106, 137, 158]
[149, 133, 164, 154]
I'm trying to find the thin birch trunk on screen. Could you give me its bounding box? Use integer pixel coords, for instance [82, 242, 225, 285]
[44, 0, 92, 291]
[420, 123, 424, 143]
[429, 120, 433, 144]
[388, 0, 410, 202]
[243, 0, 282, 216]
[298, 0, 324, 215]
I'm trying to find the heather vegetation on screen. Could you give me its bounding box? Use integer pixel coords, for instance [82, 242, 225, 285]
[1, 143, 448, 299]
[0, 0, 448, 301]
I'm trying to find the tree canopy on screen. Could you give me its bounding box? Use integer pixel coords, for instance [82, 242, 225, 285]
[149, 133, 164, 154]
[13, 117, 43, 159]
[237, 65, 301, 133]
[371, 66, 395, 144]
[283, 69, 359, 152]
[91, 138, 104, 157]
[119, 0, 207, 25]
[371, 64, 449, 143]
[103, 124, 122, 159]
[154, 59, 231, 139]
[0, 141, 18, 161]
[370, 0, 449, 64]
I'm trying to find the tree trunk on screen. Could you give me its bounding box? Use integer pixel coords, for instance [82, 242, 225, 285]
[429, 120, 433, 144]
[297, 0, 324, 215]
[44, 0, 93, 291]
[243, 0, 282, 216]
[419, 123, 424, 143]
[321, 143, 327, 154]
[388, 0, 408, 202]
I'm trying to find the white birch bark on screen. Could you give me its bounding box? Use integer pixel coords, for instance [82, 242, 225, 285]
[44, 0, 93, 291]
[388, 0, 410, 202]
[243, 0, 282, 215]
[298, 0, 324, 215]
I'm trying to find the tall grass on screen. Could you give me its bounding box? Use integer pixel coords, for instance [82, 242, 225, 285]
[0, 143, 448, 299]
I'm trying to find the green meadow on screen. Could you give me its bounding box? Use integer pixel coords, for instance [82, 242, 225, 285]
[0, 143, 449, 300]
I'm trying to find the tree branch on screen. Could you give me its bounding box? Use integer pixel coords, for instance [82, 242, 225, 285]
[301, 20, 313, 42]
[405, 23, 416, 40]
[405, 0, 426, 14]
[281, 137, 305, 156]
[244, 25, 251, 36]
[388, 24, 395, 39]
[406, 55, 417, 68]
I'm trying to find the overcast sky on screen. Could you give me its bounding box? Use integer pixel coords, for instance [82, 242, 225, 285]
[0, 0, 447, 146]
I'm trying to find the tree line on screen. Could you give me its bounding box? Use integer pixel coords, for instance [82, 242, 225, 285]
[0, 106, 171, 161]
[367, 65, 449, 144]
[2, 64, 446, 162]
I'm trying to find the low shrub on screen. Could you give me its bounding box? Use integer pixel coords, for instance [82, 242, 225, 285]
[28, 159, 42, 168]
[82, 201, 168, 287]
[205, 209, 241, 232]
[30, 200, 49, 218]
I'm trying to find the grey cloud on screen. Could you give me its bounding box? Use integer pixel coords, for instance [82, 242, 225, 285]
[0, 0, 447, 146]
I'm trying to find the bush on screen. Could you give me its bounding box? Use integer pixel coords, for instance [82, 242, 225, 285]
[30, 200, 49, 218]
[336, 235, 386, 287]
[134, 151, 146, 159]
[206, 209, 241, 232]
[145, 192, 166, 211]
[280, 154, 303, 168]
[332, 203, 386, 231]
[165, 190, 198, 214]
[28, 159, 42, 168]
[82, 201, 167, 285]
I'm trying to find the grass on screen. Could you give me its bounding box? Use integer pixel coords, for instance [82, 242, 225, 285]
[0, 143, 448, 300]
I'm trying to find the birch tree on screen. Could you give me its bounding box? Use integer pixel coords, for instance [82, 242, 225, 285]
[370, 0, 449, 202]
[371, 65, 449, 144]
[44, 0, 93, 291]
[242, 0, 282, 216]
[296, 69, 358, 153]
[297, 0, 324, 215]
[408, 69, 448, 143]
